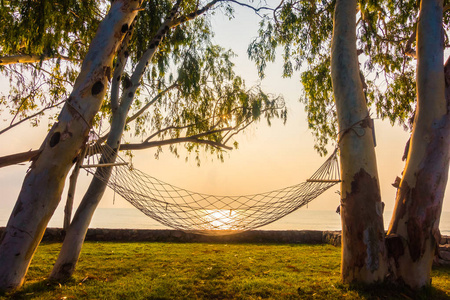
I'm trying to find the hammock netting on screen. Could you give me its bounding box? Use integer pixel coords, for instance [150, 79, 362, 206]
[82, 142, 341, 235]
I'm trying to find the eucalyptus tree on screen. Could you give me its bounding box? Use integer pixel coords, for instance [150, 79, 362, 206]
[248, 0, 448, 288]
[0, 0, 141, 291]
[0, 0, 104, 64]
[0, 0, 108, 133]
[0, 0, 284, 291]
[50, 0, 284, 281]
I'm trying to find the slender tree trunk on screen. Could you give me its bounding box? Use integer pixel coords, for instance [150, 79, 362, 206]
[63, 146, 87, 230]
[49, 110, 124, 281]
[49, 4, 181, 281]
[0, 0, 140, 292]
[386, 0, 448, 288]
[331, 0, 388, 283]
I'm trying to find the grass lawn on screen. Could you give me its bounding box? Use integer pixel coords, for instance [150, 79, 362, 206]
[2, 242, 449, 299]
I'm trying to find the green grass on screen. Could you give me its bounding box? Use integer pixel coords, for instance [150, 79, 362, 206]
[2, 242, 450, 299]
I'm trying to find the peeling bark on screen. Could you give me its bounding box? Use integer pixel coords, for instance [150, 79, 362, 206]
[331, 0, 388, 283]
[0, 0, 140, 292]
[341, 169, 385, 279]
[387, 0, 448, 289]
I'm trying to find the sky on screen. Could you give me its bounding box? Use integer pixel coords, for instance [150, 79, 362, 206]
[0, 2, 449, 229]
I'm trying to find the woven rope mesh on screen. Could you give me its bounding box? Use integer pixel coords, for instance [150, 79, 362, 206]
[82, 141, 340, 236]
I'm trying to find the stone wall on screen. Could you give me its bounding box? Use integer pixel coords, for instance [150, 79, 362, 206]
[0, 227, 447, 250]
[38, 228, 333, 244]
[440, 235, 450, 245]
[0, 227, 340, 244]
[437, 236, 450, 266]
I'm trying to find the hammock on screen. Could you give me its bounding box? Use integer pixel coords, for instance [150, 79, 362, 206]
[82, 142, 340, 235]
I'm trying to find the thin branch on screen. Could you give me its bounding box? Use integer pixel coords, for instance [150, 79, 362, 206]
[98, 83, 178, 142]
[144, 123, 196, 143]
[184, 127, 233, 140]
[0, 54, 81, 66]
[30, 64, 75, 86]
[120, 127, 235, 153]
[404, 28, 417, 58]
[127, 83, 178, 124]
[225, 0, 274, 17]
[144, 123, 231, 143]
[120, 136, 232, 151]
[0, 100, 66, 135]
[223, 122, 253, 144]
[169, 0, 222, 27]
[273, 0, 285, 24]
[9, 82, 46, 126]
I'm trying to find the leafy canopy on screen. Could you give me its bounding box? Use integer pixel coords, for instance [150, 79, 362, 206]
[0, 0, 286, 164]
[248, 0, 448, 155]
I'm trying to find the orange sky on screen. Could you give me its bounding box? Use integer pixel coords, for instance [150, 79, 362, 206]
[0, 3, 448, 230]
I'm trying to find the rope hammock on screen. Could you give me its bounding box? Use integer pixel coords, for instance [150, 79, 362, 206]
[81, 141, 341, 236]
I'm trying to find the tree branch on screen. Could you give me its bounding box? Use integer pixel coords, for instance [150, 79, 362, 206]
[126, 83, 178, 124]
[405, 28, 417, 58]
[0, 149, 40, 168]
[117, 0, 181, 116]
[224, 0, 274, 17]
[223, 117, 254, 144]
[143, 124, 194, 143]
[120, 136, 232, 151]
[0, 100, 66, 135]
[0, 54, 81, 66]
[30, 64, 75, 86]
[8, 82, 47, 126]
[168, 0, 221, 27]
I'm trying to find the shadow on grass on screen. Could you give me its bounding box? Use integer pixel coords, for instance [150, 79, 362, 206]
[342, 282, 450, 300]
[3, 278, 77, 300]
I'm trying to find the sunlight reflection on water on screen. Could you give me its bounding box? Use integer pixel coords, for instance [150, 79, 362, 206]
[1, 208, 448, 235]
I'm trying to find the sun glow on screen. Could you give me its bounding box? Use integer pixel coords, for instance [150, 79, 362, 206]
[202, 209, 240, 230]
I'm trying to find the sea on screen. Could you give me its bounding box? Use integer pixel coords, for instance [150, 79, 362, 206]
[1, 207, 449, 236]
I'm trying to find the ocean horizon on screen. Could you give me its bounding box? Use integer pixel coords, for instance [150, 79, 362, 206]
[1, 207, 449, 236]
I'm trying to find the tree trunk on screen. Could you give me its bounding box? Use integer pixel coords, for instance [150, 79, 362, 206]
[0, 0, 140, 292]
[49, 4, 182, 281]
[386, 0, 448, 288]
[330, 0, 388, 283]
[63, 146, 87, 230]
[49, 111, 124, 282]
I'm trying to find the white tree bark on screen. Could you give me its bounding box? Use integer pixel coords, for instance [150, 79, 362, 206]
[0, 0, 140, 292]
[387, 0, 448, 288]
[63, 146, 87, 230]
[49, 3, 181, 281]
[331, 0, 388, 283]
